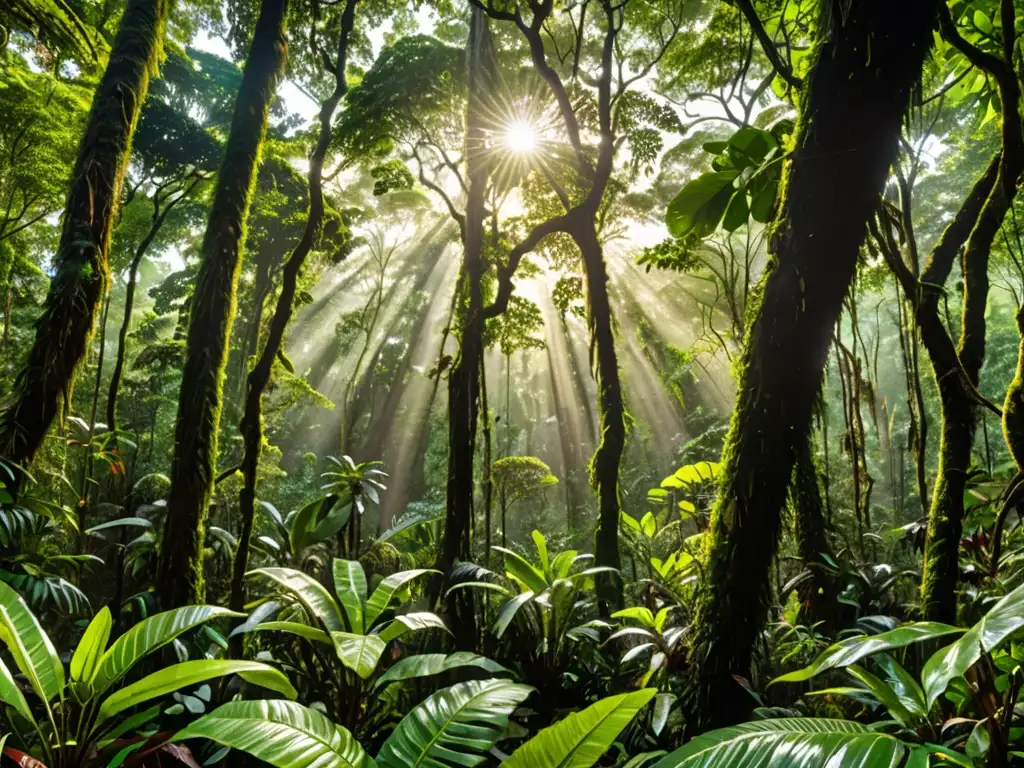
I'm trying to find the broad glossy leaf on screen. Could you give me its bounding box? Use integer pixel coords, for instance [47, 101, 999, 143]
[846, 665, 915, 727]
[331, 632, 386, 679]
[495, 592, 534, 638]
[0, 655, 32, 723]
[504, 688, 656, 767]
[377, 679, 533, 768]
[97, 660, 296, 724]
[0, 581, 63, 703]
[364, 569, 437, 627]
[493, 547, 548, 593]
[532, 531, 551, 577]
[773, 622, 963, 685]
[239, 621, 331, 645]
[174, 699, 374, 768]
[651, 718, 929, 767]
[374, 652, 511, 689]
[92, 605, 241, 692]
[923, 582, 1024, 707]
[376, 611, 448, 644]
[71, 606, 112, 684]
[332, 560, 367, 633]
[666, 171, 739, 238]
[249, 568, 343, 631]
[612, 607, 656, 629]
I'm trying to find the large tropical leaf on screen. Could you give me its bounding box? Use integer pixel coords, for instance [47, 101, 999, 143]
[665, 171, 739, 238]
[240, 621, 331, 645]
[250, 568, 343, 631]
[493, 547, 548, 593]
[70, 606, 112, 685]
[376, 678, 534, 768]
[495, 592, 534, 638]
[376, 612, 448, 644]
[650, 718, 953, 767]
[0, 580, 64, 703]
[364, 569, 437, 627]
[332, 560, 367, 633]
[923, 581, 1024, 707]
[91, 605, 240, 693]
[97, 660, 296, 724]
[504, 688, 657, 767]
[331, 632, 386, 679]
[373, 652, 511, 689]
[0, 655, 33, 723]
[772, 622, 963, 685]
[173, 699, 374, 768]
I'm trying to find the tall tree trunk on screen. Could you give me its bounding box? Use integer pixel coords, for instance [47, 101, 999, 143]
[156, 0, 288, 609]
[922, 2, 1022, 621]
[107, 176, 203, 433]
[229, 0, 356, 636]
[480, 352, 493, 568]
[688, 0, 936, 730]
[791, 434, 839, 633]
[0, 0, 169, 479]
[438, 6, 494, 579]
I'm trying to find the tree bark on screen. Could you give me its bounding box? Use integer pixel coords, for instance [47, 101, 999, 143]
[688, 0, 936, 730]
[157, 0, 288, 609]
[0, 0, 169, 480]
[229, 0, 356, 634]
[791, 435, 839, 633]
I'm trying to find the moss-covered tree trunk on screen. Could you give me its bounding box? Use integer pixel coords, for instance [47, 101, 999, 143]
[0, 0, 168, 478]
[921, 2, 1022, 622]
[791, 435, 839, 632]
[229, 0, 356, 632]
[439, 6, 494, 579]
[156, 0, 288, 609]
[688, 0, 936, 730]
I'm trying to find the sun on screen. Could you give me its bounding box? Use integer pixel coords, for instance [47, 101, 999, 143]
[502, 120, 539, 154]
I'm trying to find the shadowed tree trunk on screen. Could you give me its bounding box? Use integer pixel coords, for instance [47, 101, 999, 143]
[107, 174, 205, 434]
[156, 0, 288, 609]
[920, 0, 1023, 622]
[229, 0, 357, 635]
[688, 0, 937, 730]
[439, 5, 495, 581]
[0, 0, 169, 480]
[791, 434, 839, 632]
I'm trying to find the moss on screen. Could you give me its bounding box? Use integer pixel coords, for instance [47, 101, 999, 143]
[156, 0, 288, 609]
[0, 0, 169, 474]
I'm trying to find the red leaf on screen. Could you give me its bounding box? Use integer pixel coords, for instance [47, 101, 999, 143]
[2, 747, 48, 768]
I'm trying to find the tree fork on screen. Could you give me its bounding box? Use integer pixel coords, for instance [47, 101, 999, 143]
[687, 0, 937, 730]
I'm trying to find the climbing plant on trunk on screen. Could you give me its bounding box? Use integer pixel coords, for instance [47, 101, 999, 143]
[156, 0, 289, 609]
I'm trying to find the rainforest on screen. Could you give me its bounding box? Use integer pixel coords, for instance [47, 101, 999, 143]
[4, 0, 1024, 765]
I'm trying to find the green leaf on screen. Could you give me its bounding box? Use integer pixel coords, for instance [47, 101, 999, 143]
[495, 592, 534, 638]
[376, 612, 449, 644]
[239, 621, 332, 645]
[71, 606, 112, 686]
[374, 652, 511, 689]
[872, 654, 927, 719]
[493, 547, 548, 593]
[611, 607, 657, 629]
[376, 679, 533, 768]
[173, 699, 374, 768]
[974, 9, 993, 34]
[97, 660, 296, 725]
[532, 530, 551, 577]
[0, 655, 33, 723]
[721, 191, 748, 232]
[504, 688, 656, 767]
[332, 559, 367, 634]
[666, 171, 739, 238]
[846, 665, 915, 727]
[85, 517, 153, 535]
[91, 605, 242, 693]
[331, 632, 386, 679]
[249, 568, 343, 632]
[0, 581, 64, 703]
[364, 569, 437, 628]
[651, 718, 928, 767]
[923, 582, 1024, 707]
[773, 622, 963, 685]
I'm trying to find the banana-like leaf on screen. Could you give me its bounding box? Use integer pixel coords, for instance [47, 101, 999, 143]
[331, 632, 386, 679]
[240, 621, 331, 645]
[376, 612, 448, 644]
[0, 655, 33, 723]
[332, 560, 367, 633]
[97, 660, 296, 725]
[0, 581, 64, 703]
[493, 547, 548, 593]
[374, 652, 511, 689]
[504, 688, 656, 767]
[250, 568, 343, 632]
[364, 569, 437, 627]
[376, 678, 533, 768]
[923, 581, 1024, 707]
[650, 718, 946, 767]
[91, 605, 241, 693]
[495, 592, 534, 638]
[772, 622, 963, 685]
[173, 699, 374, 768]
[70, 606, 112, 684]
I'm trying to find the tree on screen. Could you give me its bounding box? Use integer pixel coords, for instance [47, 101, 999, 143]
[157, 0, 289, 609]
[687, 0, 938, 730]
[0, 0, 170, 480]
[491, 455, 558, 547]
